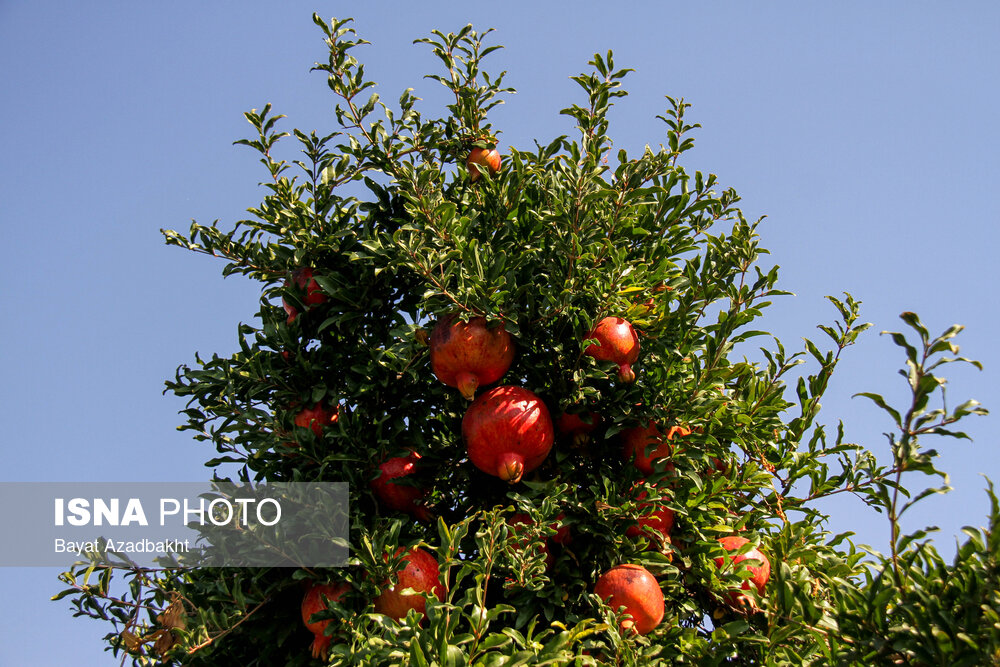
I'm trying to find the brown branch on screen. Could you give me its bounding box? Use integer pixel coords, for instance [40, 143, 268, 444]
[186, 595, 272, 656]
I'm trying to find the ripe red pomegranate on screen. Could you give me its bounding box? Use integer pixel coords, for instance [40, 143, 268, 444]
[556, 409, 601, 447]
[371, 452, 432, 522]
[301, 582, 349, 659]
[467, 147, 501, 182]
[373, 548, 444, 621]
[463, 386, 554, 483]
[594, 564, 664, 636]
[283, 267, 327, 324]
[714, 536, 771, 607]
[294, 402, 339, 438]
[622, 423, 690, 476]
[430, 315, 515, 401]
[584, 317, 640, 383]
[625, 486, 675, 543]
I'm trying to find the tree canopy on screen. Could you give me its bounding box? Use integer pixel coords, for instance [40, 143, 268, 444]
[57, 15, 996, 666]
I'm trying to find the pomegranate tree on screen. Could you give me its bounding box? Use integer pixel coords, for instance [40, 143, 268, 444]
[370, 452, 432, 522]
[462, 386, 554, 483]
[430, 314, 515, 400]
[373, 548, 444, 622]
[594, 564, 665, 636]
[129, 19, 972, 666]
[301, 582, 349, 659]
[282, 267, 327, 324]
[584, 316, 640, 382]
[714, 536, 771, 608]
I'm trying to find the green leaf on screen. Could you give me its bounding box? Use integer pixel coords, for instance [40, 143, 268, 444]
[853, 392, 903, 427]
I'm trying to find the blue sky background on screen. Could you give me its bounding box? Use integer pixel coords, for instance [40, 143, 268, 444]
[2, 2, 998, 663]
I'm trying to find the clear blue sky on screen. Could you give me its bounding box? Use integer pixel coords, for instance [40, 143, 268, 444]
[2, 2, 998, 663]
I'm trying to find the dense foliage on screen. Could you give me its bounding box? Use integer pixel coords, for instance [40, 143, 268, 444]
[57, 15, 996, 666]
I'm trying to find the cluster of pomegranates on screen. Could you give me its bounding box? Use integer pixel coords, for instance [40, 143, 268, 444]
[422, 311, 768, 633]
[594, 421, 770, 635]
[289, 262, 769, 646]
[435, 314, 645, 484]
[301, 547, 445, 659]
[593, 535, 770, 637]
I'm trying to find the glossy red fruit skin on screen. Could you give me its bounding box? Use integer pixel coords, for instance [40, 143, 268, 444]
[294, 402, 339, 438]
[463, 386, 554, 483]
[371, 452, 432, 522]
[594, 564, 665, 636]
[373, 548, 444, 621]
[283, 267, 327, 324]
[622, 423, 689, 476]
[585, 317, 640, 382]
[467, 147, 501, 182]
[430, 315, 515, 401]
[301, 582, 349, 659]
[625, 486, 675, 541]
[714, 536, 771, 605]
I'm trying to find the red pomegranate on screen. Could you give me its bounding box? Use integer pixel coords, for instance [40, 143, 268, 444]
[467, 147, 501, 183]
[283, 267, 327, 324]
[714, 536, 771, 607]
[594, 564, 665, 636]
[584, 317, 640, 383]
[463, 386, 554, 483]
[301, 582, 349, 659]
[373, 548, 444, 621]
[625, 486, 675, 543]
[556, 409, 602, 447]
[430, 315, 515, 400]
[622, 423, 689, 476]
[294, 402, 339, 439]
[371, 452, 432, 522]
